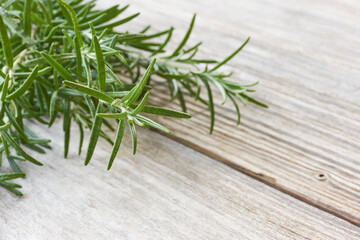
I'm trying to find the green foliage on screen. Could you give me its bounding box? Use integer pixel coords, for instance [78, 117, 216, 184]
[0, 0, 266, 196]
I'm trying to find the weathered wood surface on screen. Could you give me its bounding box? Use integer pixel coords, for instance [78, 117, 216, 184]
[120, 0, 360, 225]
[0, 121, 359, 239]
[1, 0, 359, 238]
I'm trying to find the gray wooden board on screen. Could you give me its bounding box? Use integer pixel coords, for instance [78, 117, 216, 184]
[1, 0, 359, 238]
[114, 0, 360, 225]
[0, 121, 359, 239]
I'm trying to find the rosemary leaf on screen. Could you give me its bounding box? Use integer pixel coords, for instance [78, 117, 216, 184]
[0, 172, 25, 181]
[107, 120, 125, 170]
[127, 119, 137, 155]
[41, 53, 76, 82]
[7, 65, 39, 100]
[85, 103, 103, 165]
[91, 23, 106, 92]
[0, 13, 13, 69]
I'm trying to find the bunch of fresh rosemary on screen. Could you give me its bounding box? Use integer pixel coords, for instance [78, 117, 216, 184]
[0, 0, 266, 196]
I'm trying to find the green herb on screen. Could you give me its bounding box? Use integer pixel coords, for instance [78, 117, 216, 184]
[0, 0, 266, 196]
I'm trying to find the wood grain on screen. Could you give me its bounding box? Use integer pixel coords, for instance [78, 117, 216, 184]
[1, 1, 359, 238]
[112, 0, 360, 225]
[0, 120, 359, 239]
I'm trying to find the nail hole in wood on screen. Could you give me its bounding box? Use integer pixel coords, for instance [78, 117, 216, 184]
[315, 173, 327, 181]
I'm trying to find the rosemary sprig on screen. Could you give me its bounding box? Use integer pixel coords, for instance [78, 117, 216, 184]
[0, 0, 267, 196]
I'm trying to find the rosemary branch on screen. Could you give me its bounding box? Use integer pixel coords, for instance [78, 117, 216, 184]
[0, 0, 267, 196]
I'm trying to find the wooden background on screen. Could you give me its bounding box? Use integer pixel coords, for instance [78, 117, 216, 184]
[0, 0, 359, 239]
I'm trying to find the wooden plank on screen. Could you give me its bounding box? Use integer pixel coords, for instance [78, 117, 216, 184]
[0, 120, 359, 239]
[112, 0, 360, 225]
